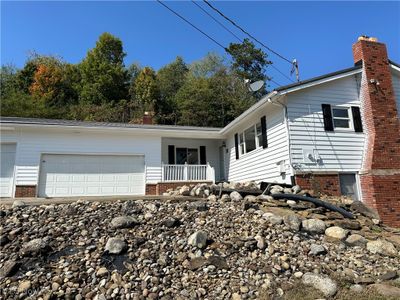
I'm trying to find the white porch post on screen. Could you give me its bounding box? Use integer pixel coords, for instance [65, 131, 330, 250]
[161, 163, 165, 181]
[206, 163, 215, 183]
[184, 162, 188, 181]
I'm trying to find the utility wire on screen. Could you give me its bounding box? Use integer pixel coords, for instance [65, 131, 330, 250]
[157, 0, 227, 51]
[191, 0, 293, 83]
[203, 0, 293, 65]
[157, 0, 284, 87]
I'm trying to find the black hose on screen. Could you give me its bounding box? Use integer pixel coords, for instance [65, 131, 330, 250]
[272, 194, 355, 219]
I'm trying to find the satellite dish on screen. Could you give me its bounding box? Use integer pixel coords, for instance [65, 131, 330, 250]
[248, 80, 265, 92]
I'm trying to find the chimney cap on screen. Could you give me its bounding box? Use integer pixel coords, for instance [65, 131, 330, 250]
[358, 35, 378, 42]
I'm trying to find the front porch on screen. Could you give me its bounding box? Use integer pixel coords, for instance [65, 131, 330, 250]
[161, 163, 215, 182]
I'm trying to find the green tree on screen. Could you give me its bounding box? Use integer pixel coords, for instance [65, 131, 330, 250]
[133, 67, 158, 113]
[79, 32, 129, 104]
[189, 52, 226, 78]
[227, 38, 270, 95]
[127, 62, 142, 101]
[156, 56, 188, 124]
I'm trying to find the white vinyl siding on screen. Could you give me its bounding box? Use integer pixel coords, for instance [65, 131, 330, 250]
[225, 104, 291, 184]
[2, 127, 162, 188]
[392, 70, 400, 118]
[286, 74, 365, 172]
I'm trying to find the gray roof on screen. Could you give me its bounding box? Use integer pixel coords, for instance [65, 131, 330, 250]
[0, 117, 222, 132]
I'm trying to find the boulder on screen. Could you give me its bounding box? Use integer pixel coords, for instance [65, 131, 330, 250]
[309, 244, 327, 255]
[207, 195, 217, 201]
[292, 185, 302, 194]
[262, 213, 283, 225]
[221, 194, 231, 202]
[12, 200, 26, 208]
[188, 231, 208, 249]
[345, 234, 367, 247]
[325, 226, 348, 240]
[0, 260, 19, 278]
[283, 214, 302, 231]
[20, 238, 51, 256]
[350, 201, 380, 219]
[302, 272, 338, 297]
[110, 216, 138, 229]
[160, 217, 181, 228]
[208, 255, 228, 269]
[367, 239, 398, 257]
[368, 284, 400, 298]
[105, 238, 127, 254]
[301, 219, 326, 234]
[18, 280, 32, 293]
[179, 185, 191, 196]
[190, 201, 208, 211]
[230, 191, 243, 202]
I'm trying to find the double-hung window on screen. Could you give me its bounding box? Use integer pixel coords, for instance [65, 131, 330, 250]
[240, 121, 262, 155]
[332, 107, 352, 129]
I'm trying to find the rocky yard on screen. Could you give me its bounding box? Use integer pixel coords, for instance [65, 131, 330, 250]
[1, 182, 400, 300]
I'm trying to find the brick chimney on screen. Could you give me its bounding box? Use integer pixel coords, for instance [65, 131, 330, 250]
[142, 111, 153, 125]
[352, 36, 400, 227]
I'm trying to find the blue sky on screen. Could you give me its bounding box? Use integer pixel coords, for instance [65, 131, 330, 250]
[2, 1, 400, 88]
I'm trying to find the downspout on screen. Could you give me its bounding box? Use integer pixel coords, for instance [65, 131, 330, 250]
[267, 95, 295, 181]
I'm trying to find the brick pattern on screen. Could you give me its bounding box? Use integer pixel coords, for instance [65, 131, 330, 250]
[360, 174, 400, 227]
[353, 38, 400, 227]
[295, 174, 341, 196]
[15, 185, 37, 198]
[145, 184, 157, 195]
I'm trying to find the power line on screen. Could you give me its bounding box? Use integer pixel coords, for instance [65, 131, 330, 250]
[156, 0, 227, 51]
[203, 0, 293, 65]
[157, 0, 284, 87]
[191, 1, 243, 43]
[192, 0, 293, 83]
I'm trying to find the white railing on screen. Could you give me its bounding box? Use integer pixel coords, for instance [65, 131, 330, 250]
[162, 163, 215, 182]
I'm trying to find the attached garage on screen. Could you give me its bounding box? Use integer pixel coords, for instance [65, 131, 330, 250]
[38, 154, 145, 197]
[0, 144, 16, 197]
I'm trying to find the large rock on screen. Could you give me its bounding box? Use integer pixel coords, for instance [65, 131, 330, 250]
[110, 216, 138, 229]
[0, 260, 19, 278]
[20, 238, 51, 256]
[105, 238, 127, 254]
[230, 191, 243, 202]
[188, 231, 208, 249]
[208, 255, 228, 269]
[160, 217, 181, 228]
[12, 200, 26, 208]
[262, 213, 283, 225]
[325, 226, 348, 240]
[368, 284, 400, 297]
[309, 244, 326, 255]
[283, 214, 302, 231]
[179, 185, 191, 196]
[302, 219, 326, 234]
[350, 201, 380, 219]
[367, 239, 398, 257]
[345, 234, 367, 247]
[302, 273, 338, 297]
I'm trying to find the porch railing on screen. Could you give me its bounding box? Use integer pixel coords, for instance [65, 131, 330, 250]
[162, 163, 215, 182]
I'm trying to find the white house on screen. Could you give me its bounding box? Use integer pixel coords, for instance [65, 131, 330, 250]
[1, 37, 399, 226]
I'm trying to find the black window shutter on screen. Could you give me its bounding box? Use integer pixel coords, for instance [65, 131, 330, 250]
[261, 116, 268, 148]
[234, 133, 239, 160]
[351, 106, 363, 132]
[168, 145, 175, 164]
[200, 146, 206, 164]
[322, 104, 334, 131]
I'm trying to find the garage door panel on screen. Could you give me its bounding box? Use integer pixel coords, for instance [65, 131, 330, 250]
[39, 154, 145, 197]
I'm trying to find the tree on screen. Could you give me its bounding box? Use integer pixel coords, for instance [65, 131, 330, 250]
[156, 56, 188, 124]
[127, 62, 142, 101]
[189, 52, 226, 78]
[133, 67, 158, 114]
[227, 38, 270, 95]
[79, 32, 129, 104]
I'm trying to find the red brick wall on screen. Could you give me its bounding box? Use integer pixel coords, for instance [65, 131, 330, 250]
[145, 184, 157, 195]
[353, 38, 400, 227]
[295, 174, 341, 196]
[15, 185, 37, 198]
[360, 174, 400, 227]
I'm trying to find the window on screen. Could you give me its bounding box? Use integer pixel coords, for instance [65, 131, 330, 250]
[176, 148, 199, 165]
[240, 122, 262, 155]
[332, 107, 351, 129]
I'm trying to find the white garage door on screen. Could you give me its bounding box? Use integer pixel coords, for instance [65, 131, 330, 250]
[38, 154, 145, 197]
[0, 144, 16, 197]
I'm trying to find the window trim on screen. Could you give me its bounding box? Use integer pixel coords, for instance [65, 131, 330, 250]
[331, 106, 354, 131]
